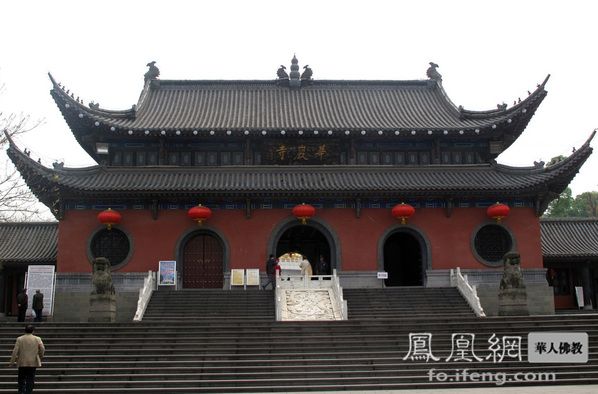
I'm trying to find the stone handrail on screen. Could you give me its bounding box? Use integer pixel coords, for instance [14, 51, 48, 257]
[331, 269, 348, 320]
[450, 267, 486, 317]
[133, 270, 156, 322]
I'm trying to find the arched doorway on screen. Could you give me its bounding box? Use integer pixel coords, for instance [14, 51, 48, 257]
[182, 233, 224, 288]
[276, 225, 331, 274]
[268, 216, 340, 274]
[383, 231, 424, 286]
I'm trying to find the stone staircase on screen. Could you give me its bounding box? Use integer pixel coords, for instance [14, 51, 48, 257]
[142, 289, 276, 321]
[344, 287, 475, 319]
[0, 288, 597, 392]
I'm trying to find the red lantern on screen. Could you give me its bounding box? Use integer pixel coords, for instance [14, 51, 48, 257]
[97, 208, 121, 230]
[487, 202, 510, 223]
[188, 204, 212, 226]
[292, 203, 315, 225]
[392, 203, 415, 224]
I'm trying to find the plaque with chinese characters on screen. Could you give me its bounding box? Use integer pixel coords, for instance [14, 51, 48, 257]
[262, 140, 341, 165]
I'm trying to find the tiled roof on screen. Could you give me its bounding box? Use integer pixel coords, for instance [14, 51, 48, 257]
[541, 218, 598, 260]
[0, 222, 58, 265]
[49, 75, 547, 141]
[7, 131, 593, 205]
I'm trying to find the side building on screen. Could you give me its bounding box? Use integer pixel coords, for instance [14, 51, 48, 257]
[4, 57, 595, 320]
[0, 222, 57, 317]
[541, 218, 598, 310]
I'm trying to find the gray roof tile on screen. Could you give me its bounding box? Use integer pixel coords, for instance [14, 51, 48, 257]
[50, 77, 547, 135]
[0, 222, 58, 265]
[6, 134, 593, 202]
[541, 218, 598, 259]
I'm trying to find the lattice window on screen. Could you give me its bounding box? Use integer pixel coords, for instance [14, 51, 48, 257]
[474, 224, 512, 263]
[90, 228, 131, 267]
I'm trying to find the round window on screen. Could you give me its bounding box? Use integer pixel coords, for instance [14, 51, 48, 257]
[88, 227, 133, 269]
[471, 223, 515, 267]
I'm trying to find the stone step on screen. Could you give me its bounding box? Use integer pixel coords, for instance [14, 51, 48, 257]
[1, 287, 596, 392]
[1, 372, 597, 393]
[17, 365, 598, 383]
[2, 320, 597, 339]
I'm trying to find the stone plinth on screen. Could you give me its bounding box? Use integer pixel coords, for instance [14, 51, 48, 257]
[498, 289, 529, 316]
[89, 294, 116, 322]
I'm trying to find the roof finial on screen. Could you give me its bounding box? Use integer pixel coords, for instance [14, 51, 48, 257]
[289, 55, 301, 88]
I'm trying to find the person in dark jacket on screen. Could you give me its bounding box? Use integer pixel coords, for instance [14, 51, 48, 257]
[32, 290, 44, 323]
[317, 255, 330, 275]
[262, 255, 277, 289]
[17, 289, 28, 322]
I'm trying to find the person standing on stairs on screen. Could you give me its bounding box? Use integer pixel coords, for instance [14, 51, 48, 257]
[317, 255, 329, 276]
[32, 290, 44, 323]
[9, 324, 45, 394]
[300, 255, 312, 276]
[17, 289, 28, 323]
[262, 254, 277, 289]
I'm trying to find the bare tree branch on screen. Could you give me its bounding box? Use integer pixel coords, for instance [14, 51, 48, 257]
[0, 108, 52, 221]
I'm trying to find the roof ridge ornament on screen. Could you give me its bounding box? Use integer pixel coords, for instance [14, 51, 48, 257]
[426, 62, 442, 82]
[144, 61, 160, 82]
[276, 65, 288, 80]
[301, 64, 313, 82]
[276, 55, 312, 88]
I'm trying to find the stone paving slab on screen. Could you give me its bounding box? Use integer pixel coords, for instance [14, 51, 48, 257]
[290, 385, 598, 394]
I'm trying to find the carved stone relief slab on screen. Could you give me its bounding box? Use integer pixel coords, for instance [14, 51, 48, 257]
[281, 289, 341, 321]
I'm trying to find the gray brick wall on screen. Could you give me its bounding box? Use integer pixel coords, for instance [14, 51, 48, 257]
[54, 291, 139, 322]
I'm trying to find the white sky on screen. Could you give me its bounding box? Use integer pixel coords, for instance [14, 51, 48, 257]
[1, 1, 596, 200]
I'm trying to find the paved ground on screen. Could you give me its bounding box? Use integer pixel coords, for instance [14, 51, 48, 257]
[294, 386, 598, 394]
[399, 387, 597, 393]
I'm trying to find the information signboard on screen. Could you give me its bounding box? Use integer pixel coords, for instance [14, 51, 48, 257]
[377, 272, 388, 279]
[25, 265, 55, 316]
[158, 261, 176, 286]
[231, 269, 245, 286]
[575, 286, 584, 308]
[246, 269, 260, 286]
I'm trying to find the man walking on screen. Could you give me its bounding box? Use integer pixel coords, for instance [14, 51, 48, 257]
[262, 254, 277, 290]
[32, 290, 44, 323]
[9, 324, 45, 394]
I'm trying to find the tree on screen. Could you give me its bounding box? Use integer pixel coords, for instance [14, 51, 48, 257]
[546, 155, 567, 167]
[574, 191, 598, 217]
[544, 187, 598, 218]
[0, 103, 50, 221]
[543, 155, 597, 218]
[545, 187, 574, 217]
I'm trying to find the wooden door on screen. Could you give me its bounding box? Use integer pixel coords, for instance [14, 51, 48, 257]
[183, 234, 223, 288]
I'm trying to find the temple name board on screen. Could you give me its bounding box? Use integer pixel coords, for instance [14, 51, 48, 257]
[262, 140, 341, 165]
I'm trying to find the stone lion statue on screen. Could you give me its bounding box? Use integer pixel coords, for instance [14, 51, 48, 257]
[499, 252, 526, 290]
[91, 257, 115, 295]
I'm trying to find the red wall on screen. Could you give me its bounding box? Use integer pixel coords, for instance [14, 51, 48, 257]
[57, 206, 543, 273]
